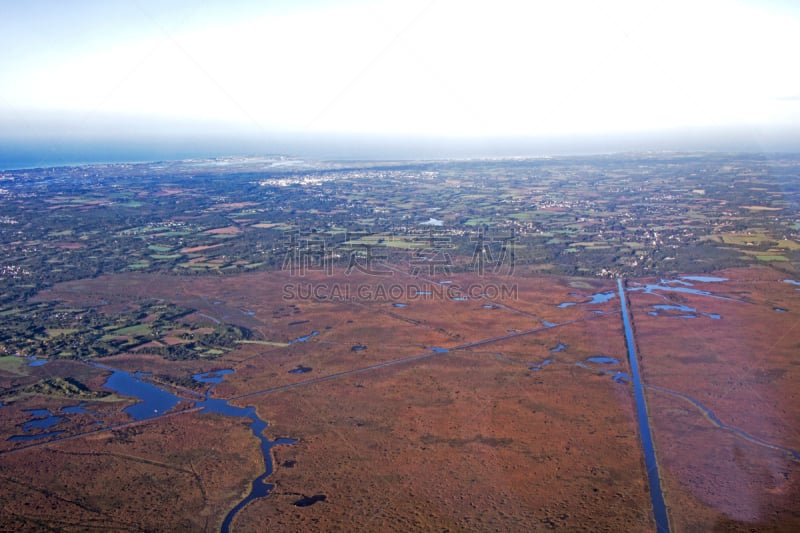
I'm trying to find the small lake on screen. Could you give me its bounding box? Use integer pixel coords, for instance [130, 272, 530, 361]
[8, 403, 99, 443]
[630, 281, 735, 301]
[680, 276, 728, 283]
[94, 364, 295, 533]
[23, 409, 64, 431]
[291, 331, 319, 344]
[8, 408, 66, 442]
[100, 367, 182, 421]
[62, 403, 91, 415]
[588, 292, 616, 304]
[557, 291, 615, 308]
[653, 304, 695, 313]
[586, 356, 620, 364]
[294, 494, 327, 507]
[649, 304, 721, 320]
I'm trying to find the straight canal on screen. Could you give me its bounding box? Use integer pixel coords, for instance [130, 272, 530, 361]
[617, 278, 671, 533]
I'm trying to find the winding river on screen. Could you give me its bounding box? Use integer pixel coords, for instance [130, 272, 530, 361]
[646, 384, 800, 462]
[95, 365, 294, 533]
[10, 274, 795, 531]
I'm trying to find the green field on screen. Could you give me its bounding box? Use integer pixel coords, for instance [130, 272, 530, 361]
[110, 324, 152, 337]
[0, 356, 28, 375]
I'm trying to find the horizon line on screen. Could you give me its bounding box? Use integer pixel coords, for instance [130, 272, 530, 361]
[3, 148, 800, 173]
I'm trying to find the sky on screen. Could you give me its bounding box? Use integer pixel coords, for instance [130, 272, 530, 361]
[1, 0, 799, 164]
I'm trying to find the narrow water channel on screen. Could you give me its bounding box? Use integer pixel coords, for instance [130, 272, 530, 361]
[617, 278, 671, 533]
[93, 365, 294, 533]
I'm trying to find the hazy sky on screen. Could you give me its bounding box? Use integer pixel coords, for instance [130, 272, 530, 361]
[1, 0, 799, 158]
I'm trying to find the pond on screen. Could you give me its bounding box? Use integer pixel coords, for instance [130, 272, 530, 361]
[7, 409, 65, 442]
[22, 409, 64, 431]
[630, 281, 736, 301]
[649, 304, 721, 320]
[62, 403, 91, 415]
[557, 291, 615, 308]
[680, 276, 728, 282]
[653, 304, 696, 313]
[586, 356, 620, 364]
[94, 364, 296, 533]
[294, 494, 327, 507]
[193, 369, 235, 384]
[99, 367, 183, 421]
[8, 403, 100, 443]
[587, 291, 616, 304]
[291, 331, 319, 344]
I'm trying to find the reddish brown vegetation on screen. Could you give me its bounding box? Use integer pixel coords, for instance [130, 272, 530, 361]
[629, 268, 800, 532]
[1, 268, 797, 531]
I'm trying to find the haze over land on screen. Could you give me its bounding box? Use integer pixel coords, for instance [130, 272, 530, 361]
[2, 0, 800, 168]
[1, 2, 800, 532]
[1, 153, 799, 531]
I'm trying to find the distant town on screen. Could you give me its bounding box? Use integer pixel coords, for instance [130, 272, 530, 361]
[1, 152, 798, 532]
